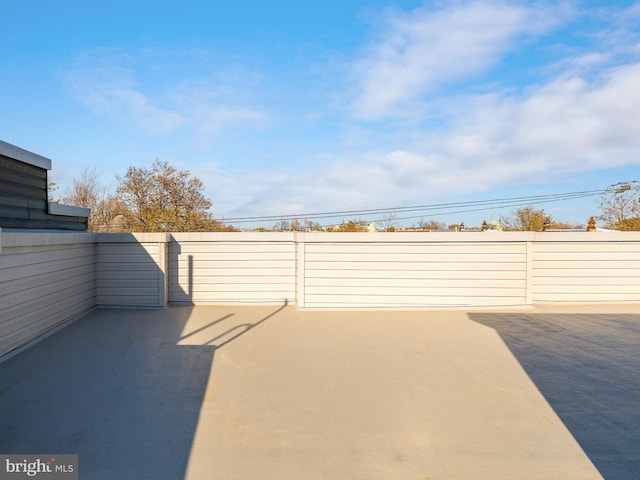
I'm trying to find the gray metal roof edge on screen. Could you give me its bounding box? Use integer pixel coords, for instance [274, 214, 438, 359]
[0, 139, 52, 170]
[48, 202, 91, 218]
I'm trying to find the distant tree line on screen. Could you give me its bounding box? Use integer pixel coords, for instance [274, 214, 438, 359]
[58, 164, 640, 232]
[497, 182, 640, 232]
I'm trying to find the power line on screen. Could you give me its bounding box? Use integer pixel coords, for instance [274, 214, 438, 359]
[222, 189, 605, 225]
[363, 192, 600, 225]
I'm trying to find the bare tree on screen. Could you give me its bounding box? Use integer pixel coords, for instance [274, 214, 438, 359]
[415, 219, 446, 231]
[302, 219, 324, 231]
[62, 167, 122, 231]
[272, 219, 291, 231]
[63, 167, 100, 209]
[599, 181, 640, 230]
[376, 213, 398, 232]
[47, 179, 59, 203]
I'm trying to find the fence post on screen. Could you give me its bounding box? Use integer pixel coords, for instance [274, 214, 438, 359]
[525, 240, 533, 305]
[157, 233, 170, 307]
[295, 233, 306, 308]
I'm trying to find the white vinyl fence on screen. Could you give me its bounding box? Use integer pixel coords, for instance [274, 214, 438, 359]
[169, 233, 296, 305]
[95, 233, 169, 307]
[531, 239, 640, 303]
[2, 229, 640, 355]
[166, 232, 640, 308]
[0, 230, 95, 356]
[299, 237, 527, 308]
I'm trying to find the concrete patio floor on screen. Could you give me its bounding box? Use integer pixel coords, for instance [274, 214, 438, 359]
[1, 304, 639, 479]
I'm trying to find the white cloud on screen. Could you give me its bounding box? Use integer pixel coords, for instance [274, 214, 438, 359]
[64, 49, 268, 138]
[168, 79, 270, 142]
[350, 1, 570, 120]
[544, 52, 613, 78]
[209, 62, 640, 224]
[63, 50, 185, 134]
[439, 63, 640, 177]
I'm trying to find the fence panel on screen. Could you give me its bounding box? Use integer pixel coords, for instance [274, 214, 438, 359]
[301, 235, 528, 308]
[169, 233, 296, 305]
[0, 231, 95, 356]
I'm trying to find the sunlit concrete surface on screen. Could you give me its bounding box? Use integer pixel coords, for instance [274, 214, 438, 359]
[1, 305, 639, 479]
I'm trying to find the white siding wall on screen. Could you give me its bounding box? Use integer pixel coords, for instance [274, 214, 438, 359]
[0, 231, 95, 356]
[169, 233, 296, 305]
[299, 233, 528, 308]
[95, 233, 169, 307]
[3, 230, 640, 358]
[532, 237, 640, 303]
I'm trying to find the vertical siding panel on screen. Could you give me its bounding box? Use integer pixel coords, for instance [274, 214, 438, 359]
[296, 239, 306, 308]
[525, 241, 533, 305]
[158, 240, 168, 307]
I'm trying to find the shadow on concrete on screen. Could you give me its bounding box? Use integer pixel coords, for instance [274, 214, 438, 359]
[0, 303, 285, 480]
[201, 301, 287, 348]
[468, 312, 640, 480]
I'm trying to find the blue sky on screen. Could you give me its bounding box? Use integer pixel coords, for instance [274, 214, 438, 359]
[2, 0, 640, 228]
